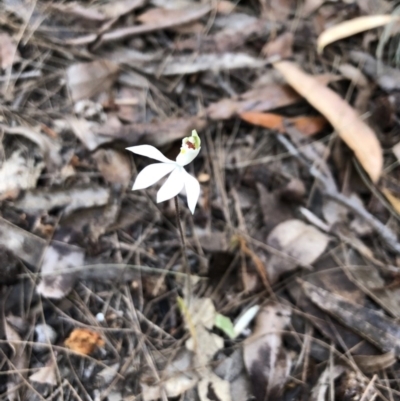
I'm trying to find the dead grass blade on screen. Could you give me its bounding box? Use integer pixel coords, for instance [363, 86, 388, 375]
[273, 61, 383, 182]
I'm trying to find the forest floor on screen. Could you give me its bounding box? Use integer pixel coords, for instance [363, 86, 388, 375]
[1, 0, 400, 400]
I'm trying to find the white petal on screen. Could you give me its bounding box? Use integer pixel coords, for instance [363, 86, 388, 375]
[157, 167, 185, 203]
[127, 145, 174, 164]
[176, 147, 201, 166]
[183, 170, 200, 214]
[132, 163, 176, 190]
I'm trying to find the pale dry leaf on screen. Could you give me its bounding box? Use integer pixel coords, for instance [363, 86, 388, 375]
[382, 188, 400, 215]
[243, 303, 292, 401]
[274, 61, 383, 182]
[393, 141, 400, 161]
[317, 15, 400, 53]
[268, 219, 330, 265]
[198, 373, 232, 401]
[0, 32, 20, 69]
[29, 361, 57, 386]
[188, 297, 216, 330]
[0, 151, 44, 197]
[67, 116, 121, 151]
[37, 241, 85, 299]
[186, 325, 224, 365]
[66, 60, 119, 101]
[99, 0, 146, 19]
[141, 350, 198, 401]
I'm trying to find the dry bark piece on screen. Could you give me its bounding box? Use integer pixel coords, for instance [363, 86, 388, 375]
[37, 241, 85, 299]
[274, 60, 383, 182]
[266, 219, 330, 283]
[243, 303, 292, 401]
[0, 217, 46, 267]
[317, 15, 399, 53]
[301, 280, 400, 356]
[66, 60, 119, 101]
[140, 53, 265, 76]
[65, 328, 104, 355]
[14, 185, 111, 215]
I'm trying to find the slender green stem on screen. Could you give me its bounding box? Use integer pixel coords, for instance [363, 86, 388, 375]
[174, 196, 191, 300]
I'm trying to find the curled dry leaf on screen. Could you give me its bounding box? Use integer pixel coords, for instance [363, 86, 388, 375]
[240, 112, 327, 136]
[65, 328, 105, 355]
[244, 303, 292, 401]
[66, 60, 119, 101]
[266, 219, 330, 284]
[317, 15, 399, 53]
[274, 61, 383, 182]
[353, 350, 396, 373]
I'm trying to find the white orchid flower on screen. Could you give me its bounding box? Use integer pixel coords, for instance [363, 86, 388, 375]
[127, 130, 201, 214]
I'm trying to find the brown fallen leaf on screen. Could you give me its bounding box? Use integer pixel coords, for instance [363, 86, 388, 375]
[207, 84, 300, 120]
[65, 328, 104, 355]
[274, 61, 383, 182]
[318, 15, 399, 53]
[0, 32, 19, 69]
[97, 4, 211, 44]
[262, 32, 294, 59]
[240, 112, 327, 136]
[66, 60, 119, 101]
[244, 303, 292, 401]
[92, 149, 131, 188]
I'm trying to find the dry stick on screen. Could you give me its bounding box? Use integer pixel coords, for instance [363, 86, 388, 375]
[174, 196, 192, 301]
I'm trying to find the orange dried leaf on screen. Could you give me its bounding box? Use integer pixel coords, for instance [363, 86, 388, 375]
[65, 328, 105, 355]
[240, 112, 285, 132]
[240, 112, 327, 136]
[273, 61, 383, 182]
